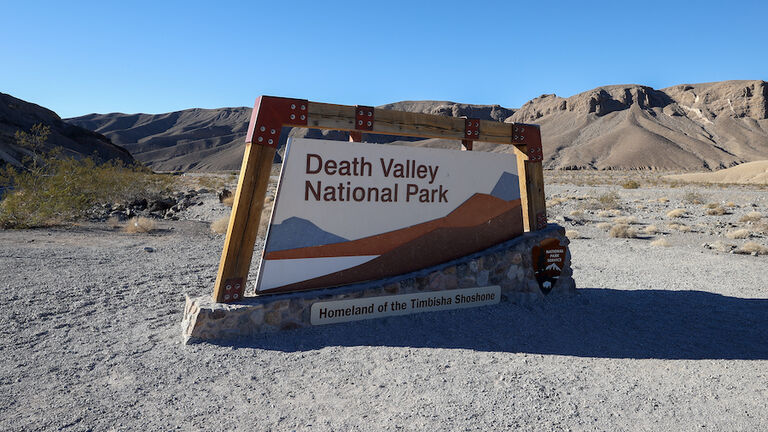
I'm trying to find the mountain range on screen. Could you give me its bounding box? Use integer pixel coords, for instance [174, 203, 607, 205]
[2, 80, 766, 172]
[0, 92, 134, 168]
[66, 80, 768, 172]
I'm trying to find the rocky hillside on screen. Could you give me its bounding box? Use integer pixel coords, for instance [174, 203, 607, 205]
[67, 80, 768, 172]
[0, 92, 134, 168]
[509, 80, 768, 170]
[68, 101, 514, 172]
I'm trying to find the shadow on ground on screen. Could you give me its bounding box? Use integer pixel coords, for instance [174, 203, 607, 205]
[215, 288, 768, 360]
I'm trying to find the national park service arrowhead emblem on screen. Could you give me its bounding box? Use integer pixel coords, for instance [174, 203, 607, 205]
[532, 238, 566, 295]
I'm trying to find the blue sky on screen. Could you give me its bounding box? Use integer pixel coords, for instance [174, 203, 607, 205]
[2, 0, 766, 118]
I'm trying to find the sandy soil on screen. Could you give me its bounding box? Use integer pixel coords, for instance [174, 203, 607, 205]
[1, 178, 767, 431]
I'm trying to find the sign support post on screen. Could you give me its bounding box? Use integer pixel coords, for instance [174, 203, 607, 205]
[212, 96, 547, 303]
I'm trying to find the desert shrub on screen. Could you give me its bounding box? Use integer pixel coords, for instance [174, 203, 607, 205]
[735, 241, 768, 255]
[739, 212, 763, 223]
[0, 154, 175, 229]
[725, 201, 737, 208]
[705, 206, 726, 216]
[651, 238, 671, 247]
[644, 225, 659, 235]
[565, 230, 580, 239]
[123, 217, 157, 233]
[726, 229, 750, 239]
[596, 222, 612, 230]
[682, 191, 706, 204]
[569, 210, 585, 218]
[221, 195, 235, 207]
[704, 202, 719, 209]
[666, 208, 687, 218]
[668, 223, 691, 232]
[614, 216, 638, 225]
[610, 223, 637, 238]
[210, 217, 230, 235]
[597, 209, 621, 218]
[657, 197, 670, 203]
[621, 180, 640, 189]
[579, 191, 621, 210]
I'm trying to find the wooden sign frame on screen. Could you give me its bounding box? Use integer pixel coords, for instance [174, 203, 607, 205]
[212, 96, 546, 303]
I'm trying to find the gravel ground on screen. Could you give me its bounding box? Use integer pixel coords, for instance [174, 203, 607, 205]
[1, 180, 766, 431]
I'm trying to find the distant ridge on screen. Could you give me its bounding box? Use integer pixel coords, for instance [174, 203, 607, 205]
[65, 80, 768, 172]
[265, 217, 348, 252]
[0, 92, 134, 168]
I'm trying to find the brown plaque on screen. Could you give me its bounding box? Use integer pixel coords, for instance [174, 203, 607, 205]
[531, 238, 566, 295]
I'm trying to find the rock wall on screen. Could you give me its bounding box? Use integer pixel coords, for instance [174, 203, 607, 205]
[182, 225, 575, 344]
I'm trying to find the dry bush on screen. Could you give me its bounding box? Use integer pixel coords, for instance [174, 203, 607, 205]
[596, 222, 612, 230]
[614, 216, 638, 225]
[221, 195, 235, 207]
[739, 212, 763, 223]
[725, 201, 737, 208]
[735, 241, 768, 255]
[666, 208, 687, 218]
[621, 180, 640, 189]
[704, 202, 719, 209]
[597, 209, 621, 218]
[598, 191, 621, 209]
[547, 197, 567, 207]
[565, 230, 581, 239]
[123, 217, 157, 233]
[210, 217, 230, 235]
[106, 216, 121, 229]
[569, 209, 585, 218]
[755, 222, 768, 235]
[651, 238, 671, 247]
[705, 206, 726, 216]
[610, 224, 637, 238]
[668, 223, 691, 232]
[578, 191, 621, 211]
[726, 229, 750, 239]
[682, 191, 706, 205]
[644, 225, 659, 235]
[710, 241, 736, 253]
[657, 197, 670, 203]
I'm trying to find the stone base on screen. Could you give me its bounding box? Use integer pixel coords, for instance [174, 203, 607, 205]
[182, 225, 576, 344]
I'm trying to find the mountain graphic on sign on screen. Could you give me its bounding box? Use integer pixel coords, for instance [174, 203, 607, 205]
[546, 263, 561, 271]
[265, 216, 348, 252]
[263, 193, 523, 292]
[490, 171, 520, 201]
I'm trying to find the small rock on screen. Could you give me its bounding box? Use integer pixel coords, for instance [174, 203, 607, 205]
[143, 247, 154, 253]
[218, 189, 233, 203]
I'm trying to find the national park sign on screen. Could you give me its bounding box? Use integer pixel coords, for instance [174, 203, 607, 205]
[256, 137, 524, 293]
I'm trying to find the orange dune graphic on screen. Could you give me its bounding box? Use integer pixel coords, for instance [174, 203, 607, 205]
[261, 194, 524, 293]
[265, 194, 521, 260]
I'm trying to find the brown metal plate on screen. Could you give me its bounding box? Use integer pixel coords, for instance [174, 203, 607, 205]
[531, 237, 565, 295]
[355, 105, 374, 131]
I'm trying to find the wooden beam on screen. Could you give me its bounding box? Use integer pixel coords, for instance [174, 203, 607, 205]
[212, 143, 275, 302]
[306, 101, 532, 146]
[517, 152, 547, 232]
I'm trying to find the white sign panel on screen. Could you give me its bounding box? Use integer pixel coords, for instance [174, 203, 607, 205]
[310, 286, 502, 325]
[257, 138, 522, 293]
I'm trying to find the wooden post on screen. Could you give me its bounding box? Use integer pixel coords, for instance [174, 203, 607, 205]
[517, 156, 547, 232]
[212, 143, 275, 302]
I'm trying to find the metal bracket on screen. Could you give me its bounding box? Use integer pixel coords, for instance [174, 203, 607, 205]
[464, 118, 480, 140]
[246, 96, 309, 148]
[512, 123, 543, 162]
[222, 277, 244, 302]
[355, 105, 374, 131]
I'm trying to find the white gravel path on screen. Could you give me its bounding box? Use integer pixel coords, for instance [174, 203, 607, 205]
[1, 184, 766, 431]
